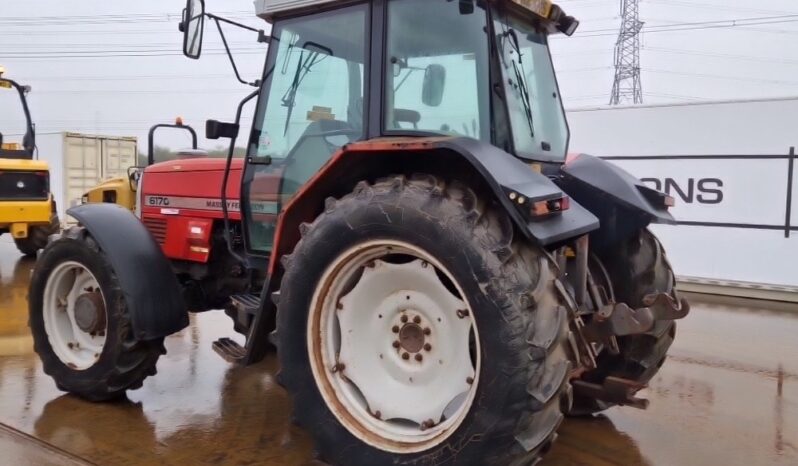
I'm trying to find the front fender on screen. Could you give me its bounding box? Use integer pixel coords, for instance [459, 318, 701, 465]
[67, 203, 188, 340]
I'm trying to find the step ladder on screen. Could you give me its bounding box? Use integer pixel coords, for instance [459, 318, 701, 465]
[212, 293, 262, 363]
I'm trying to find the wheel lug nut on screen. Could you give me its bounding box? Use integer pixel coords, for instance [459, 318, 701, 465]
[423, 327, 431, 335]
[401, 315, 408, 323]
[415, 354, 423, 362]
[393, 341, 401, 349]
[467, 376, 474, 385]
[402, 352, 410, 360]
[392, 325, 400, 333]
[413, 316, 421, 324]
[424, 343, 432, 352]
[456, 309, 470, 319]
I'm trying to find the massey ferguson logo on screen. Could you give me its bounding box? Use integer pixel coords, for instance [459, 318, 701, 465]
[641, 178, 724, 205]
[205, 199, 240, 210]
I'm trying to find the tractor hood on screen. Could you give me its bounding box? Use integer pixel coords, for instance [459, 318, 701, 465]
[146, 158, 245, 173]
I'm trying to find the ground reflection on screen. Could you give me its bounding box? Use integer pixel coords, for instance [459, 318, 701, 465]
[0, 241, 795, 465]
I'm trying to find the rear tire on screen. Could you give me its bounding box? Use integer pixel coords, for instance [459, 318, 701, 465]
[277, 175, 572, 465]
[571, 229, 677, 415]
[29, 226, 165, 401]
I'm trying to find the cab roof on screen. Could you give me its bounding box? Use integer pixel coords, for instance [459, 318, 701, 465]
[255, 0, 571, 26]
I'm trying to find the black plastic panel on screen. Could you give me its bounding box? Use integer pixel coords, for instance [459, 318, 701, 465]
[67, 203, 189, 340]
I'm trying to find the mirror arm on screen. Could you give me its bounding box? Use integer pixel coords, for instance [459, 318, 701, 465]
[206, 13, 268, 41]
[212, 17, 260, 88]
[220, 88, 260, 266]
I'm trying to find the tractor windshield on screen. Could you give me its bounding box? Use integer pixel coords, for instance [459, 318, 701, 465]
[381, 0, 568, 161]
[493, 10, 569, 161]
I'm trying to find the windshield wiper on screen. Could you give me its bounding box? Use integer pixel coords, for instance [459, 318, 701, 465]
[504, 28, 535, 138]
[281, 47, 327, 136]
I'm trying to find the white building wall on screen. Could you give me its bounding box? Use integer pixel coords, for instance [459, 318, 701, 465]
[566, 97, 798, 287]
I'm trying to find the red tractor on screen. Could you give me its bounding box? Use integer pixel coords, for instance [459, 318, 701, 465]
[83, 121, 264, 317]
[29, 1, 690, 464]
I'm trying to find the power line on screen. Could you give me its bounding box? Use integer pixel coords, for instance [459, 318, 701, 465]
[554, 14, 798, 39]
[643, 46, 798, 66]
[645, 0, 798, 16]
[0, 11, 253, 25]
[642, 68, 798, 86]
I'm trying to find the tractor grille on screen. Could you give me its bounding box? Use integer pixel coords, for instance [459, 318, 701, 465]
[0, 170, 49, 200]
[142, 217, 167, 244]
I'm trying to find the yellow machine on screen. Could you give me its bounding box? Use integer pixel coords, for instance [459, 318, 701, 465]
[0, 67, 59, 256]
[80, 118, 201, 212]
[82, 175, 138, 211]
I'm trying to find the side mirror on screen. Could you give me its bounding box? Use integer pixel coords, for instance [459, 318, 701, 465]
[558, 15, 580, 36]
[182, 0, 205, 59]
[422, 64, 446, 107]
[206, 119, 240, 140]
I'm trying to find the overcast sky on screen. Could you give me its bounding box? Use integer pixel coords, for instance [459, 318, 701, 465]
[2, 0, 798, 151]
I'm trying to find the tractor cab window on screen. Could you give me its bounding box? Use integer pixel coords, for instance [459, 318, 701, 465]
[493, 10, 568, 161]
[384, 0, 490, 142]
[243, 4, 368, 254]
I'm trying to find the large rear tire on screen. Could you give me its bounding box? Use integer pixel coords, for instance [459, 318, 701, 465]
[29, 227, 165, 401]
[571, 229, 677, 415]
[276, 175, 572, 465]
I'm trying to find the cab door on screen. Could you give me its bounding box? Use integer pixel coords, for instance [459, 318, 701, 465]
[240, 3, 369, 257]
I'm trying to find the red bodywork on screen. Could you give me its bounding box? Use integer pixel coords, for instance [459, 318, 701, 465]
[141, 158, 244, 263]
[140, 157, 281, 264]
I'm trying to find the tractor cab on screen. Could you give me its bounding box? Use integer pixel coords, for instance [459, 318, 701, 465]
[181, 0, 580, 256]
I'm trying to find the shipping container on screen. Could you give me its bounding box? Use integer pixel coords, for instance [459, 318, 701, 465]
[566, 97, 798, 291]
[35, 132, 138, 223]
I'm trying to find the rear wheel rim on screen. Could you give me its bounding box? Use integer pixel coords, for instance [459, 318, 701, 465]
[307, 240, 480, 454]
[42, 261, 108, 370]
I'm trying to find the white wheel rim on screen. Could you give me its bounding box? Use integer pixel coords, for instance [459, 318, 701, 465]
[308, 240, 480, 453]
[42, 261, 108, 370]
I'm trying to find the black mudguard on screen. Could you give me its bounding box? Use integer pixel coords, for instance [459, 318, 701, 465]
[68, 203, 188, 340]
[559, 154, 675, 247]
[434, 138, 599, 245]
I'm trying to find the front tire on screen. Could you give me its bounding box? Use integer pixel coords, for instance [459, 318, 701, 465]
[29, 227, 165, 401]
[277, 175, 571, 465]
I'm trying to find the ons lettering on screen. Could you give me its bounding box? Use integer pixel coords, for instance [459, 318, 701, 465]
[640, 178, 724, 205]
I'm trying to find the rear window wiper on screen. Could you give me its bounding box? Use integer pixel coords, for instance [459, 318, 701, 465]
[506, 28, 535, 138]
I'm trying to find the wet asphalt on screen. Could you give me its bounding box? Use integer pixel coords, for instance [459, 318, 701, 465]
[0, 237, 795, 465]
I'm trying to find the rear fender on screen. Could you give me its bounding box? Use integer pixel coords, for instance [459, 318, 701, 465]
[67, 203, 188, 340]
[269, 137, 599, 277]
[559, 154, 676, 247]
